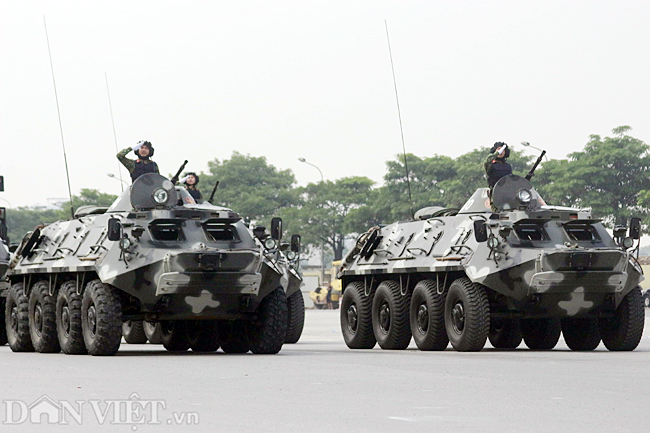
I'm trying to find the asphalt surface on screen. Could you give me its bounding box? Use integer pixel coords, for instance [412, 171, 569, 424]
[1, 309, 649, 432]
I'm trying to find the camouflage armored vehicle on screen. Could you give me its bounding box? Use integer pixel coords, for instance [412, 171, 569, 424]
[338, 174, 645, 352]
[1, 172, 304, 356]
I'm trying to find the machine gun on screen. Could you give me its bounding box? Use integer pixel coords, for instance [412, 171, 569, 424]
[170, 160, 188, 185]
[525, 150, 546, 181]
[207, 181, 220, 204]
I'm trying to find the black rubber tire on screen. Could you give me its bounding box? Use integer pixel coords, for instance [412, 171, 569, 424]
[521, 318, 561, 350]
[5, 283, 34, 352]
[444, 278, 489, 352]
[144, 321, 163, 344]
[218, 320, 250, 353]
[340, 282, 376, 349]
[284, 290, 305, 344]
[29, 281, 61, 353]
[372, 280, 412, 350]
[409, 280, 448, 351]
[247, 287, 288, 354]
[644, 292, 650, 308]
[160, 320, 190, 352]
[56, 281, 87, 355]
[81, 280, 123, 356]
[561, 318, 601, 351]
[188, 320, 220, 352]
[122, 320, 148, 344]
[599, 287, 645, 351]
[0, 297, 7, 346]
[489, 318, 522, 349]
[314, 303, 324, 310]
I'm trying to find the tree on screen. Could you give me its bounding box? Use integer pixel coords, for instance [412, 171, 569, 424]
[537, 126, 650, 226]
[199, 152, 298, 222]
[288, 176, 375, 260]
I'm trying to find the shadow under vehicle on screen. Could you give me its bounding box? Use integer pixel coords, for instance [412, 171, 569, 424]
[1, 172, 303, 355]
[338, 174, 645, 352]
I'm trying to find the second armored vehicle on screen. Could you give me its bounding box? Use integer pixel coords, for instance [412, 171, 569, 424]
[339, 175, 645, 352]
[2, 172, 303, 355]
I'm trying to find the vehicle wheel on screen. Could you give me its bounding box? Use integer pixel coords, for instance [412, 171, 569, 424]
[643, 292, 650, 308]
[444, 278, 489, 352]
[5, 283, 34, 352]
[218, 320, 249, 353]
[284, 290, 305, 344]
[314, 303, 324, 310]
[409, 279, 448, 351]
[143, 321, 163, 344]
[521, 318, 561, 350]
[160, 320, 190, 352]
[561, 318, 601, 351]
[81, 280, 122, 356]
[29, 281, 61, 353]
[187, 320, 220, 352]
[56, 281, 87, 354]
[340, 281, 376, 349]
[489, 318, 522, 349]
[0, 298, 7, 346]
[247, 287, 288, 354]
[599, 286, 645, 351]
[372, 280, 411, 350]
[122, 321, 148, 344]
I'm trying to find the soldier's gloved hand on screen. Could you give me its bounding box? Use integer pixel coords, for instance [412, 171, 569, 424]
[179, 176, 189, 184]
[133, 141, 145, 152]
[497, 144, 508, 154]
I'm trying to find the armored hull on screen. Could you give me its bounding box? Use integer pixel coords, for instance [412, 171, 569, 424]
[1, 173, 303, 355]
[339, 175, 645, 352]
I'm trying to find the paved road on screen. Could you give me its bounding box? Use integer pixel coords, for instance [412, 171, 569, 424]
[1, 309, 649, 432]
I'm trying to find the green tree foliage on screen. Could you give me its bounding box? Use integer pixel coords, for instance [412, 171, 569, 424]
[199, 152, 298, 222]
[537, 126, 650, 226]
[285, 177, 375, 260]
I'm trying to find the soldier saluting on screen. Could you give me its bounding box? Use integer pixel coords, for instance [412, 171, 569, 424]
[117, 140, 160, 182]
[484, 142, 512, 188]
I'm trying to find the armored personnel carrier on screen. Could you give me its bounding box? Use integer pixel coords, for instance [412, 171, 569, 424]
[1, 172, 303, 356]
[339, 174, 645, 352]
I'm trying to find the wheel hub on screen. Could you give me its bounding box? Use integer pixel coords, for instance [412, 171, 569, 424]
[346, 304, 358, 333]
[61, 305, 71, 336]
[87, 305, 97, 337]
[34, 303, 43, 336]
[379, 302, 391, 334]
[451, 301, 465, 334]
[416, 303, 429, 334]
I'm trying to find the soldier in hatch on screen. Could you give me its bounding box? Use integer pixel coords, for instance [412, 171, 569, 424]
[484, 142, 512, 188]
[116, 140, 159, 183]
[180, 172, 202, 202]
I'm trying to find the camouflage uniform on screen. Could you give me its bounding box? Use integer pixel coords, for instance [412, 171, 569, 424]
[117, 147, 159, 182]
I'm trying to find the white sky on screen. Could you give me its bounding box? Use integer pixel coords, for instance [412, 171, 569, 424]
[1, 1, 649, 209]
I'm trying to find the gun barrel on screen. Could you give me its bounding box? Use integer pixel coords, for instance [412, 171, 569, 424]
[525, 150, 546, 181]
[208, 181, 220, 204]
[170, 160, 189, 184]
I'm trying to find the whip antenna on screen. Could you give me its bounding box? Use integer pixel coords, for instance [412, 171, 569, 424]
[105, 72, 123, 191]
[44, 16, 74, 219]
[385, 20, 414, 219]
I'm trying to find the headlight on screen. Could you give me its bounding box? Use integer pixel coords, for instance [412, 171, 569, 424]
[622, 237, 634, 249]
[152, 188, 168, 204]
[119, 237, 132, 250]
[264, 238, 277, 250]
[286, 251, 297, 260]
[516, 189, 532, 205]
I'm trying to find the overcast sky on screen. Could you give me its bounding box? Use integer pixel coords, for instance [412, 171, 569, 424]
[1, 1, 649, 209]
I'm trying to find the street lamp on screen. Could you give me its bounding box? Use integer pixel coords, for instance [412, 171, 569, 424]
[107, 173, 129, 187]
[297, 157, 326, 286]
[520, 142, 548, 160]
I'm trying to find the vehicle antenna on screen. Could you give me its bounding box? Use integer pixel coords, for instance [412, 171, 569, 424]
[43, 16, 74, 219]
[385, 20, 414, 220]
[105, 72, 123, 192]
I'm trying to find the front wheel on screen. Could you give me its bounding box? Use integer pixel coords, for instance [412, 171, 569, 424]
[29, 281, 60, 353]
[81, 280, 122, 356]
[5, 283, 34, 352]
[599, 287, 645, 351]
[340, 282, 376, 349]
[247, 288, 288, 354]
[444, 278, 489, 352]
